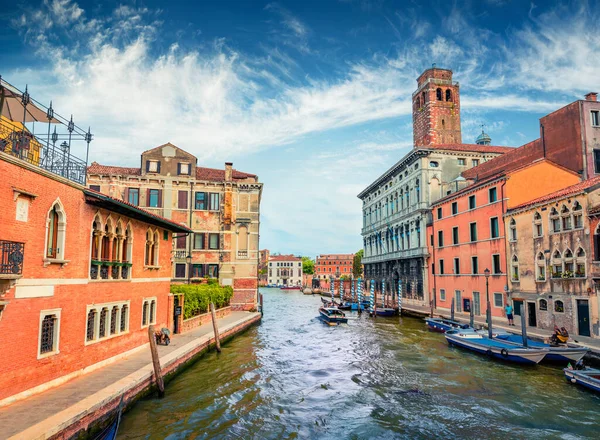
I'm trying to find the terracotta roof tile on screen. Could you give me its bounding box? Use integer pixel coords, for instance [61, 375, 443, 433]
[88, 162, 141, 176]
[462, 139, 543, 181]
[195, 167, 256, 182]
[422, 143, 515, 154]
[269, 255, 302, 262]
[508, 176, 600, 212]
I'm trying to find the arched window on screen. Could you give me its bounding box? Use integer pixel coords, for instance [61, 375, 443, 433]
[536, 252, 546, 281]
[45, 201, 66, 260]
[415, 96, 421, 109]
[554, 300, 564, 313]
[533, 211, 543, 237]
[575, 247, 586, 277]
[552, 250, 562, 278]
[550, 208, 560, 233]
[406, 185, 410, 206]
[561, 205, 572, 230]
[120, 305, 128, 332]
[564, 248, 574, 277]
[573, 201, 583, 228]
[511, 255, 519, 281]
[150, 300, 156, 324]
[153, 231, 160, 266]
[86, 309, 97, 342]
[415, 179, 420, 202]
[400, 226, 405, 250]
[539, 299, 548, 311]
[509, 218, 517, 241]
[446, 89, 452, 102]
[436, 88, 442, 101]
[400, 189, 404, 209]
[99, 307, 108, 338]
[145, 229, 154, 266]
[429, 161, 439, 168]
[142, 301, 148, 325]
[110, 306, 119, 335]
[101, 223, 111, 261]
[416, 222, 421, 248]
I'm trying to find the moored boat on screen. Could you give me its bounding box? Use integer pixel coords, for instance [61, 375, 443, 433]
[371, 307, 396, 317]
[564, 366, 600, 393]
[425, 317, 470, 333]
[494, 333, 588, 363]
[445, 329, 548, 365]
[281, 286, 301, 290]
[319, 307, 348, 325]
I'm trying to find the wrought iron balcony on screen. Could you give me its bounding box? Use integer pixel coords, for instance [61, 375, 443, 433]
[0, 240, 24, 277]
[237, 250, 248, 259]
[171, 250, 188, 260]
[0, 78, 92, 186]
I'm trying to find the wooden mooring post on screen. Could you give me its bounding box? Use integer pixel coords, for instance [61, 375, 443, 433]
[147, 325, 165, 397]
[210, 302, 222, 353]
[260, 293, 264, 317]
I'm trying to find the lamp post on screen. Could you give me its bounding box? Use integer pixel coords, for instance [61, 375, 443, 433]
[186, 254, 192, 284]
[484, 268, 492, 338]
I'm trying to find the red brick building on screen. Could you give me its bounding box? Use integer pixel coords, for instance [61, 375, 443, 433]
[0, 148, 190, 405]
[314, 254, 354, 288]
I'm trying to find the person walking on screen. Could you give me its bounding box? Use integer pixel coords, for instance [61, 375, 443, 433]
[505, 303, 515, 326]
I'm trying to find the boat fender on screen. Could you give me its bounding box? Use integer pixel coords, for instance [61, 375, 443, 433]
[500, 348, 509, 358]
[571, 378, 577, 384]
[485, 349, 493, 357]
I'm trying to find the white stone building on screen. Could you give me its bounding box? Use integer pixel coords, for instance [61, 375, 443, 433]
[268, 255, 303, 286]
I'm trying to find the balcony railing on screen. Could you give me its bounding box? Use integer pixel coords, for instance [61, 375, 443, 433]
[0, 240, 24, 276]
[90, 260, 132, 280]
[0, 78, 92, 186]
[171, 250, 187, 260]
[238, 250, 248, 259]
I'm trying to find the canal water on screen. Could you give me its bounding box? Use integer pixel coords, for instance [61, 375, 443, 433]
[119, 289, 599, 439]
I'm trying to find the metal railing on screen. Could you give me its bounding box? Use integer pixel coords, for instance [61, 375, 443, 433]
[0, 240, 24, 275]
[171, 250, 187, 259]
[238, 250, 248, 259]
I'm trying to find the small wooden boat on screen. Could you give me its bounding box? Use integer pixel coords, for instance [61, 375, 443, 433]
[371, 307, 396, 317]
[445, 329, 548, 365]
[319, 307, 348, 325]
[425, 317, 470, 333]
[494, 334, 588, 363]
[564, 366, 600, 393]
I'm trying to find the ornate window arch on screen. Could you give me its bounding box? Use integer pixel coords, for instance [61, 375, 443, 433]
[446, 89, 452, 102]
[560, 205, 572, 231]
[511, 255, 519, 281]
[575, 247, 586, 277]
[563, 248, 574, 277]
[509, 218, 517, 241]
[551, 250, 562, 278]
[550, 207, 560, 233]
[533, 211, 543, 238]
[573, 201, 583, 229]
[45, 199, 67, 261]
[153, 230, 160, 266]
[536, 252, 546, 281]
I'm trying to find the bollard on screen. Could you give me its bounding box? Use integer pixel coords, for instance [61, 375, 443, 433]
[148, 325, 165, 397]
[210, 302, 222, 353]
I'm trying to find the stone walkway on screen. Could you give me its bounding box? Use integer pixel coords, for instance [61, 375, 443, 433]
[402, 303, 600, 352]
[0, 311, 260, 440]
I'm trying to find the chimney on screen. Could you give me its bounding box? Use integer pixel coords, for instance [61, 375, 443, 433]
[225, 162, 233, 182]
[585, 92, 598, 102]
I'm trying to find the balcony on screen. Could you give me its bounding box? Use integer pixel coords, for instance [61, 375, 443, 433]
[171, 250, 188, 260]
[0, 78, 92, 186]
[237, 250, 248, 259]
[0, 240, 24, 278]
[90, 259, 132, 281]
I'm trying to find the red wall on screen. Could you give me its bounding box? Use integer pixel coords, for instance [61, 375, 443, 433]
[428, 181, 508, 318]
[0, 157, 174, 401]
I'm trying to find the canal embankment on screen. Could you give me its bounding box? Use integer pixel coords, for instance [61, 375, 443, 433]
[0, 311, 261, 440]
[401, 303, 600, 364]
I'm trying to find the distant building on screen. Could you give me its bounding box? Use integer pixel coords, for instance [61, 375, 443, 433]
[258, 249, 270, 286]
[358, 67, 512, 308]
[315, 254, 354, 280]
[87, 143, 263, 311]
[268, 255, 303, 286]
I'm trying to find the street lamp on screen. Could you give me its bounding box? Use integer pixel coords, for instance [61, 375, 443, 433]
[186, 254, 192, 284]
[484, 268, 492, 338]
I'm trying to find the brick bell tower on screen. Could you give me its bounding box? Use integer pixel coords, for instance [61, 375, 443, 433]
[412, 66, 462, 147]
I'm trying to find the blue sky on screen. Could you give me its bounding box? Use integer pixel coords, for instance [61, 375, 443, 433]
[2, 0, 600, 257]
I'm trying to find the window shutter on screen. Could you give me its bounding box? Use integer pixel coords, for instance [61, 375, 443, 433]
[178, 191, 187, 209]
[145, 160, 150, 172]
[146, 188, 151, 206]
[157, 161, 161, 173]
[124, 187, 130, 202]
[158, 190, 163, 208]
[177, 163, 181, 175]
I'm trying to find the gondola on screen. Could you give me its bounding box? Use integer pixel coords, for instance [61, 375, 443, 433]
[94, 395, 124, 440]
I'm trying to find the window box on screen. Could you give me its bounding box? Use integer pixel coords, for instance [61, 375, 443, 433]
[551, 272, 562, 279]
[575, 271, 586, 278]
[561, 270, 574, 279]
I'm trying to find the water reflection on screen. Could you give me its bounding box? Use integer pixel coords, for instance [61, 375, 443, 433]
[119, 289, 599, 439]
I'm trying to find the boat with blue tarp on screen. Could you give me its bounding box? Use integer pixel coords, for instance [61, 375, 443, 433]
[564, 365, 600, 394]
[494, 333, 588, 363]
[319, 307, 348, 325]
[425, 317, 470, 333]
[445, 328, 548, 364]
[372, 307, 396, 317]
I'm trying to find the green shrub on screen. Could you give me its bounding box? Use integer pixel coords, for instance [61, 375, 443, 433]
[171, 283, 233, 319]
